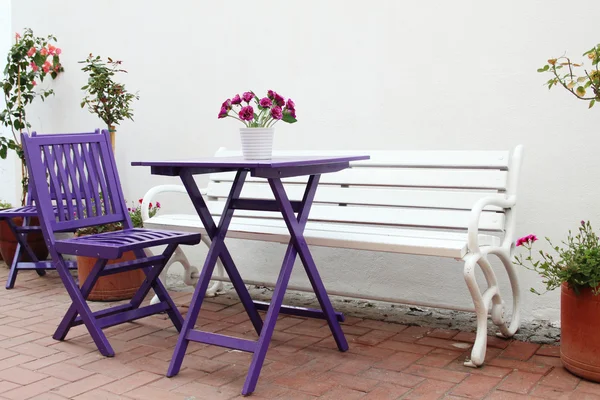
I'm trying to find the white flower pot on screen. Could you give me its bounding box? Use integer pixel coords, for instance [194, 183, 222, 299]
[240, 127, 274, 160]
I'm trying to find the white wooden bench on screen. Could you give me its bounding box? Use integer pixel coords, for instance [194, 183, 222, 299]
[141, 146, 524, 367]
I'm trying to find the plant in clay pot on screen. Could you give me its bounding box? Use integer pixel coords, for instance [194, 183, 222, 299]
[75, 199, 160, 301]
[79, 54, 139, 151]
[0, 28, 64, 205]
[218, 90, 297, 160]
[0, 29, 63, 265]
[538, 43, 600, 108]
[514, 221, 600, 381]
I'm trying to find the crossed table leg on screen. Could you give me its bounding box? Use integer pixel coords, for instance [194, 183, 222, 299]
[167, 170, 348, 395]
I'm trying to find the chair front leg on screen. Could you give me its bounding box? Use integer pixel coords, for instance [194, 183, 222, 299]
[52, 257, 115, 357]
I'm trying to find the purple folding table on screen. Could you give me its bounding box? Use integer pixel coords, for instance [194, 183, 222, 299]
[132, 155, 369, 395]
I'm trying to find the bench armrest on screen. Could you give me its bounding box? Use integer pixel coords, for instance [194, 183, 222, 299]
[141, 185, 207, 221]
[467, 195, 516, 254]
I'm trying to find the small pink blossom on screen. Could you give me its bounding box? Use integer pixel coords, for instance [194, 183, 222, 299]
[40, 47, 48, 56]
[156, 201, 161, 208]
[149, 202, 153, 208]
[273, 92, 285, 107]
[286, 98, 295, 110]
[27, 47, 36, 57]
[31, 80, 36, 87]
[270, 106, 282, 120]
[55, 48, 62, 55]
[138, 198, 143, 204]
[221, 99, 232, 110]
[30, 62, 39, 72]
[42, 61, 51, 73]
[48, 44, 56, 55]
[267, 90, 275, 99]
[239, 105, 254, 121]
[259, 97, 272, 108]
[231, 94, 242, 105]
[242, 92, 254, 103]
[218, 106, 229, 119]
[516, 234, 538, 247]
[15, 33, 21, 41]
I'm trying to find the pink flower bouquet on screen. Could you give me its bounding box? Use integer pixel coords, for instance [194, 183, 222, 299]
[218, 90, 297, 127]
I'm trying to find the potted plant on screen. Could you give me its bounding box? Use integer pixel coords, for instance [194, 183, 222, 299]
[514, 221, 600, 381]
[0, 29, 63, 264]
[76, 199, 160, 301]
[218, 90, 297, 160]
[537, 43, 600, 108]
[79, 54, 139, 151]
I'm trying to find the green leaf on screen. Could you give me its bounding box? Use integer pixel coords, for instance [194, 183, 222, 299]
[589, 99, 596, 109]
[576, 86, 586, 97]
[281, 114, 297, 124]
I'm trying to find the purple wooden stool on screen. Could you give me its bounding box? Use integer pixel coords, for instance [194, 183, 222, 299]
[133, 155, 368, 395]
[21, 130, 201, 357]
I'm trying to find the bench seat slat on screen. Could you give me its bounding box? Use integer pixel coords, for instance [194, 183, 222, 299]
[207, 182, 505, 211]
[144, 214, 500, 258]
[215, 149, 511, 169]
[211, 168, 507, 190]
[204, 201, 504, 231]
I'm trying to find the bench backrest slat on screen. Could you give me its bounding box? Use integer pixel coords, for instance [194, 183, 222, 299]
[206, 147, 521, 232]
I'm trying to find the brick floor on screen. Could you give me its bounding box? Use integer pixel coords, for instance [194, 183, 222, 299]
[0, 267, 598, 399]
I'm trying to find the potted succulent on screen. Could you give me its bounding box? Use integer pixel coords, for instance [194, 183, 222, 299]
[514, 221, 600, 381]
[218, 90, 297, 160]
[75, 199, 160, 301]
[79, 54, 139, 151]
[0, 29, 63, 264]
[537, 43, 600, 108]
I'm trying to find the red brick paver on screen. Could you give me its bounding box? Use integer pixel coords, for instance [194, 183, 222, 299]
[0, 266, 596, 399]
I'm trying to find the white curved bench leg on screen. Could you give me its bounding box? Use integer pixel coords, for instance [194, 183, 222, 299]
[463, 249, 521, 368]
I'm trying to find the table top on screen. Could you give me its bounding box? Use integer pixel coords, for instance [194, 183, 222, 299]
[131, 155, 369, 169]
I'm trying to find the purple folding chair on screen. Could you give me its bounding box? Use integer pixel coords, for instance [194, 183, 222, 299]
[0, 131, 81, 289]
[22, 129, 201, 356]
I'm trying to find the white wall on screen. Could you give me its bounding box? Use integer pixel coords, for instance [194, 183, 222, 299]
[9, 0, 600, 323]
[0, 0, 19, 206]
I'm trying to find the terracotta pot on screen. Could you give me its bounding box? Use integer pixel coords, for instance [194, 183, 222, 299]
[77, 251, 146, 301]
[0, 217, 49, 266]
[561, 283, 600, 382]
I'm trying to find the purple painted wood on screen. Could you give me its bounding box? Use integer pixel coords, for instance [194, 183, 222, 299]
[21, 130, 201, 357]
[134, 155, 367, 395]
[252, 301, 345, 322]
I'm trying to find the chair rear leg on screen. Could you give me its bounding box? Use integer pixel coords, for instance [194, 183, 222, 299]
[130, 245, 184, 330]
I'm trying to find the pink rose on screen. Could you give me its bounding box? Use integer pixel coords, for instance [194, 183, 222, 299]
[231, 94, 242, 105]
[40, 48, 48, 56]
[286, 98, 295, 110]
[42, 61, 51, 73]
[267, 90, 275, 99]
[218, 106, 229, 119]
[239, 105, 254, 121]
[271, 106, 282, 120]
[242, 92, 254, 103]
[222, 99, 232, 110]
[273, 93, 285, 107]
[156, 201, 161, 208]
[55, 48, 62, 55]
[27, 47, 36, 57]
[48, 44, 56, 55]
[259, 97, 272, 108]
[30, 62, 39, 72]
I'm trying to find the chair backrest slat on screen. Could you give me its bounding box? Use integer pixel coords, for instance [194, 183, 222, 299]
[89, 141, 114, 216]
[42, 145, 70, 220]
[80, 141, 102, 217]
[60, 143, 85, 219]
[71, 143, 94, 218]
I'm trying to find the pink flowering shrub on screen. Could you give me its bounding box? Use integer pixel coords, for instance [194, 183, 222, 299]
[0, 28, 64, 205]
[514, 220, 600, 295]
[218, 90, 297, 127]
